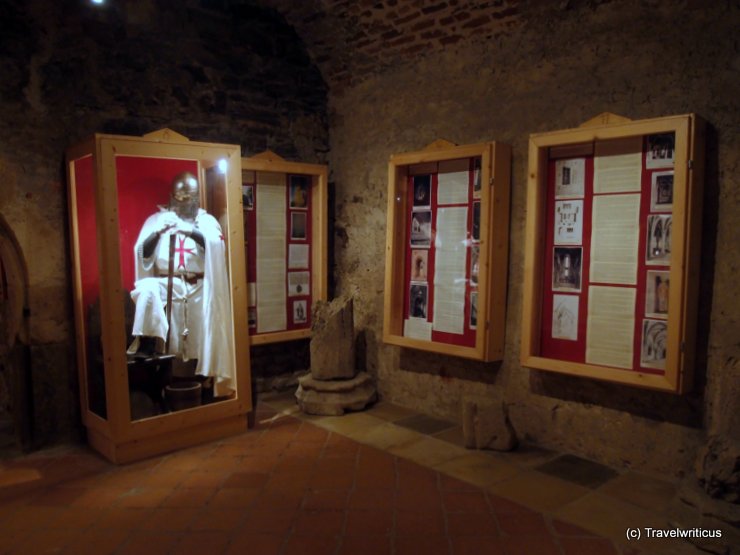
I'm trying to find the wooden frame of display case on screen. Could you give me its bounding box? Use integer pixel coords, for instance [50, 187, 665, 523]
[521, 113, 705, 393]
[66, 129, 251, 463]
[383, 139, 511, 361]
[240, 151, 328, 345]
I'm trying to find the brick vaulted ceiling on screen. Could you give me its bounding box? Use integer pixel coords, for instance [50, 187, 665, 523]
[260, 0, 523, 93]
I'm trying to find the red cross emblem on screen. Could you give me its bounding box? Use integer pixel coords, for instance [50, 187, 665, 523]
[174, 235, 195, 270]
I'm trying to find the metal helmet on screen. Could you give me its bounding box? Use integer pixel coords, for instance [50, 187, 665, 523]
[170, 172, 200, 220]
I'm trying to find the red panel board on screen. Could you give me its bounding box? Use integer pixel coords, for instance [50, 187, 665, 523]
[538, 136, 673, 376]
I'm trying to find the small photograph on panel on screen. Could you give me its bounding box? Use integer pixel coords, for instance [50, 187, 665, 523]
[646, 214, 671, 265]
[413, 174, 432, 208]
[290, 175, 309, 209]
[554, 200, 583, 245]
[651, 171, 674, 212]
[242, 184, 254, 210]
[645, 270, 670, 319]
[410, 210, 432, 248]
[470, 245, 480, 285]
[293, 300, 308, 324]
[552, 294, 579, 341]
[646, 133, 675, 169]
[473, 157, 482, 198]
[288, 271, 310, 296]
[248, 307, 257, 328]
[641, 318, 667, 369]
[470, 291, 478, 329]
[291, 211, 308, 240]
[410, 249, 428, 281]
[472, 201, 481, 242]
[409, 283, 428, 319]
[553, 247, 582, 292]
[555, 158, 585, 198]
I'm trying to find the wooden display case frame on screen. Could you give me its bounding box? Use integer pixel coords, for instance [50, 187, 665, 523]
[521, 113, 705, 393]
[66, 129, 251, 463]
[240, 150, 328, 345]
[383, 139, 511, 361]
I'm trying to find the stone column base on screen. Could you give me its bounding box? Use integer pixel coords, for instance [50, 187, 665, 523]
[295, 371, 377, 416]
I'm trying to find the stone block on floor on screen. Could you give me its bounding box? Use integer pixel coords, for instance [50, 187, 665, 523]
[462, 396, 518, 452]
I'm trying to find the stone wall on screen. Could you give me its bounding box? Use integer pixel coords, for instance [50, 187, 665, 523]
[0, 0, 328, 448]
[327, 0, 739, 478]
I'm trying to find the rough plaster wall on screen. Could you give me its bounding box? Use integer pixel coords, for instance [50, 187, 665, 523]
[0, 0, 328, 446]
[328, 0, 739, 477]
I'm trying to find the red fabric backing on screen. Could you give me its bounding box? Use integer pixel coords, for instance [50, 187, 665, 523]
[285, 176, 312, 331]
[632, 145, 670, 375]
[539, 157, 593, 363]
[244, 182, 257, 285]
[115, 156, 199, 292]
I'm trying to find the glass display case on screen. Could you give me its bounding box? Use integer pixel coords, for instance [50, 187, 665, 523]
[521, 113, 705, 393]
[66, 129, 251, 463]
[240, 150, 328, 345]
[383, 139, 511, 361]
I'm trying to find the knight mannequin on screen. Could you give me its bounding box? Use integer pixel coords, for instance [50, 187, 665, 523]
[127, 172, 235, 396]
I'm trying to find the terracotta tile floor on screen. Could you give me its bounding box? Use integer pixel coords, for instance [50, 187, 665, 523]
[0, 395, 719, 554]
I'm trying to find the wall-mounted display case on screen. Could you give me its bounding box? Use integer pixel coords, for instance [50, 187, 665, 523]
[383, 140, 511, 361]
[240, 151, 328, 345]
[521, 113, 705, 393]
[66, 129, 251, 463]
